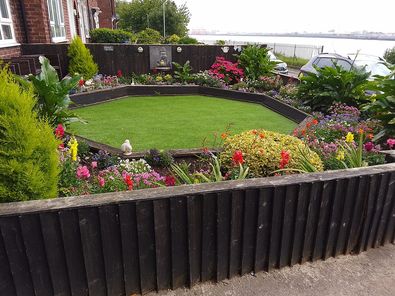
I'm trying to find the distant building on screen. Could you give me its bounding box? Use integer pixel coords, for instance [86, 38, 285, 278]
[0, 0, 116, 58]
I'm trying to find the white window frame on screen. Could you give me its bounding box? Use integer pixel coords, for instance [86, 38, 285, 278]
[47, 0, 67, 42]
[0, 0, 17, 47]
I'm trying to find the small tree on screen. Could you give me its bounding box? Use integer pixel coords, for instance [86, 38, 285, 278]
[136, 28, 162, 44]
[238, 45, 277, 80]
[384, 47, 395, 64]
[166, 34, 180, 44]
[68, 36, 98, 80]
[0, 66, 60, 202]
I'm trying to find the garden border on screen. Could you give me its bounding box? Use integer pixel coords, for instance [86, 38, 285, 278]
[0, 163, 394, 296]
[70, 85, 308, 123]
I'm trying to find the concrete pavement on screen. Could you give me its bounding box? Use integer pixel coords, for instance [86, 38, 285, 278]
[149, 244, 395, 296]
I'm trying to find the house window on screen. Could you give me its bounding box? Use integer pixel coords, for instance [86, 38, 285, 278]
[47, 0, 66, 41]
[0, 0, 16, 44]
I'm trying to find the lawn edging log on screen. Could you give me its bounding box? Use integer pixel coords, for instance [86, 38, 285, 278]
[1, 163, 394, 295]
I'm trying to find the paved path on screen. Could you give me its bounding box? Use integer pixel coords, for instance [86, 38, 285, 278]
[149, 244, 395, 296]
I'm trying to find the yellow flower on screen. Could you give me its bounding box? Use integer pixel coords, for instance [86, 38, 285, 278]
[68, 136, 78, 161]
[345, 132, 354, 143]
[336, 150, 345, 161]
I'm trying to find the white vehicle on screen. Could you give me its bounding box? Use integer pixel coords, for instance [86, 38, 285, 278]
[268, 51, 288, 75]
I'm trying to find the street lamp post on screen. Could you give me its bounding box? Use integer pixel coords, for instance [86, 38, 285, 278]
[163, 0, 166, 38]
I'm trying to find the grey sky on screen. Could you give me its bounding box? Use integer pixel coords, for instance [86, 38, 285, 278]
[171, 0, 394, 33]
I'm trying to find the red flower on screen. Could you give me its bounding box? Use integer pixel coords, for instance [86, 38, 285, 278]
[117, 70, 123, 78]
[232, 150, 244, 165]
[55, 124, 64, 138]
[124, 175, 133, 190]
[312, 119, 318, 125]
[364, 142, 374, 152]
[78, 79, 85, 86]
[165, 175, 176, 186]
[202, 147, 209, 154]
[279, 150, 290, 169]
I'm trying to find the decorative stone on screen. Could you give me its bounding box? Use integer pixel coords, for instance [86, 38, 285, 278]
[121, 139, 133, 155]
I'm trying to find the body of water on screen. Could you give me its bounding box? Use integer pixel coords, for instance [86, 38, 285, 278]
[191, 34, 395, 58]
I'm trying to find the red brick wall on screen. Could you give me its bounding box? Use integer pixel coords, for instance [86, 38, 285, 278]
[96, 0, 115, 29]
[9, 0, 26, 43]
[0, 46, 21, 58]
[23, 0, 51, 43]
[62, 0, 72, 40]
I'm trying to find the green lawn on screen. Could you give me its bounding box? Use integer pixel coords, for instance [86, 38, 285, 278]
[70, 95, 297, 151]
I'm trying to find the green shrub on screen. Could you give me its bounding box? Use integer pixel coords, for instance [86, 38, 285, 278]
[136, 28, 162, 44]
[363, 71, 395, 140]
[298, 65, 370, 112]
[172, 60, 192, 84]
[28, 56, 81, 127]
[238, 45, 277, 80]
[215, 40, 225, 45]
[384, 47, 395, 64]
[220, 130, 323, 177]
[166, 34, 180, 44]
[90, 28, 134, 43]
[68, 36, 98, 80]
[0, 66, 60, 202]
[178, 36, 199, 44]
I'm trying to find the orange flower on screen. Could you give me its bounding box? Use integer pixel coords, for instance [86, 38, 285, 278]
[221, 133, 228, 139]
[358, 128, 364, 134]
[367, 133, 374, 140]
[251, 129, 258, 135]
[259, 132, 265, 139]
[301, 129, 306, 136]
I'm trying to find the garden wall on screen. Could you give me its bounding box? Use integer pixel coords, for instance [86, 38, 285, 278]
[0, 164, 394, 296]
[3, 39, 391, 296]
[21, 44, 243, 78]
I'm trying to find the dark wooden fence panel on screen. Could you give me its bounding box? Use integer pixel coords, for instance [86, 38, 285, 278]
[21, 44, 240, 78]
[0, 164, 395, 296]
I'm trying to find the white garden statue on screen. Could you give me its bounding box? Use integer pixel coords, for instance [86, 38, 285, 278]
[121, 139, 133, 155]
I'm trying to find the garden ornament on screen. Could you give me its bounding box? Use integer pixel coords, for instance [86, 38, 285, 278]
[121, 139, 133, 155]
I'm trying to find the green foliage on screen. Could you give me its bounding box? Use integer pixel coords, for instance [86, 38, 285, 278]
[117, 0, 190, 37]
[0, 66, 60, 203]
[144, 149, 174, 168]
[339, 132, 368, 168]
[172, 60, 192, 84]
[215, 40, 225, 45]
[90, 28, 134, 43]
[68, 36, 98, 80]
[363, 71, 395, 140]
[28, 56, 81, 127]
[165, 34, 180, 44]
[384, 47, 395, 64]
[190, 71, 223, 88]
[171, 162, 194, 184]
[220, 130, 323, 177]
[178, 36, 199, 44]
[136, 28, 162, 44]
[274, 53, 309, 68]
[298, 65, 370, 112]
[238, 45, 277, 80]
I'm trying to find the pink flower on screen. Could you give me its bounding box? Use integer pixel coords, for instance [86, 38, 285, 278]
[91, 161, 97, 169]
[55, 124, 64, 138]
[364, 142, 374, 152]
[98, 176, 105, 187]
[76, 166, 90, 180]
[387, 138, 395, 149]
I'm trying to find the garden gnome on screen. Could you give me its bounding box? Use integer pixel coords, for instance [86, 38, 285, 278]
[121, 139, 133, 155]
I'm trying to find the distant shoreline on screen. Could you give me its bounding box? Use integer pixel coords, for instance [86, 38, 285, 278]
[191, 33, 395, 42]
